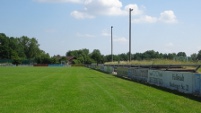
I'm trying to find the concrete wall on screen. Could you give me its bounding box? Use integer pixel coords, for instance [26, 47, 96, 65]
[148, 70, 194, 94]
[116, 67, 201, 96]
[128, 68, 148, 83]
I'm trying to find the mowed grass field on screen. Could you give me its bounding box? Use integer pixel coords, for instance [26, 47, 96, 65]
[0, 67, 201, 113]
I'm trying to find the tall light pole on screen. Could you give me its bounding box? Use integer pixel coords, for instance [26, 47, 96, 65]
[111, 26, 113, 62]
[129, 8, 133, 62]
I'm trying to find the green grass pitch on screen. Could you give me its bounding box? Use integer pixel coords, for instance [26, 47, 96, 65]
[0, 67, 201, 113]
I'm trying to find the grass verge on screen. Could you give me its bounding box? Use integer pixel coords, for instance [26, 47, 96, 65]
[105, 59, 201, 73]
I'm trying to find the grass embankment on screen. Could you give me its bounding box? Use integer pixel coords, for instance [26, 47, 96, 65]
[0, 67, 201, 113]
[105, 59, 201, 73]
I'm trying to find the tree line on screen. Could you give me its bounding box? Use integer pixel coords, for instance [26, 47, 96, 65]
[0, 33, 104, 65]
[1, 33, 201, 65]
[0, 33, 51, 65]
[67, 49, 201, 64]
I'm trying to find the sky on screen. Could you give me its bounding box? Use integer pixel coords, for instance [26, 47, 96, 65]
[1, 0, 201, 56]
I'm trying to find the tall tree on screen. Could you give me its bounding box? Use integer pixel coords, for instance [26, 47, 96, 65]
[0, 33, 48, 64]
[177, 52, 186, 57]
[118, 53, 128, 61]
[0, 33, 9, 59]
[18, 36, 40, 59]
[66, 49, 93, 64]
[27, 38, 40, 59]
[197, 50, 201, 60]
[90, 49, 103, 65]
[167, 53, 176, 59]
[191, 53, 197, 61]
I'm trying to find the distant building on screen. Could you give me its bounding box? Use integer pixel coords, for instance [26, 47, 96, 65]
[67, 56, 77, 64]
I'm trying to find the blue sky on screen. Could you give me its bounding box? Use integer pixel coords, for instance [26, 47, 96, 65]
[1, 0, 201, 56]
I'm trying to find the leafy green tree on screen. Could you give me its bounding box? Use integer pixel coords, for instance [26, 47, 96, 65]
[90, 49, 103, 65]
[9, 37, 19, 58]
[191, 53, 197, 61]
[104, 55, 112, 62]
[197, 50, 201, 60]
[118, 53, 128, 61]
[35, 50, 51, 64]
[0, 33, 9, 59]
[27, 38, 40, 59]
[50, 57, 57, 64]
[18, 36, 40, 59]
[12, 58, 22, 66]
[134, 53, 143, 60]
[177, 52, 186, 57]
[72, 59, 81, 64]
[167, 53, 176, 60]
[66, 48, 93, 64]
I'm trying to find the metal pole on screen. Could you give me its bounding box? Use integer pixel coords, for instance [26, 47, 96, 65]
[129, 8, 133, 62]
[111, 26, 113, 62]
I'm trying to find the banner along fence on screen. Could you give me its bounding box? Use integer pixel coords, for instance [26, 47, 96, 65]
[148, 70, 194, 94]
[115, 67, 201, 96]
[87, 64, 201, 96]
[128, 68, 148, 83]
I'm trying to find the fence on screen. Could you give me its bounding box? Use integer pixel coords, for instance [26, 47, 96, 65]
[88, 64, 201, 97]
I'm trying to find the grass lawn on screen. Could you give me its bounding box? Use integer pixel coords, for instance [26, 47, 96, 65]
[0, 67, 201, 113]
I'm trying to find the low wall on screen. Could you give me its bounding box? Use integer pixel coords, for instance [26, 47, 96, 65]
[99, 66, 114, 74]
[148, 70, 194, 94]
[117, 67, 128, 77]
[128, 68, 148, 83]
[116, 67, 201, 96]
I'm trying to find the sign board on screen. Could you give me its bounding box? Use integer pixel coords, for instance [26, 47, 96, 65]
[148, 70, 167, 87]
[99, 66, 104, 72]
[104, 66, 114, 74]
[128, 68, 148, 83]
[117, 67, 128, 77]
[193, 74, 201, 95]
[148, 70, 194, 94]
[166, 71, 193, 94]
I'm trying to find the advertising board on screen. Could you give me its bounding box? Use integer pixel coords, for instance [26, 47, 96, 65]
[193, 74, 201, 95]
[99, 65, 104, 72]
[117, 67, 128, 78]
[104, 66, 114, 74]
[128, 68, 148, 83]
[148, 70, 167, 87]
[148, 70, 194, 94]
[166, 71, 193, 94]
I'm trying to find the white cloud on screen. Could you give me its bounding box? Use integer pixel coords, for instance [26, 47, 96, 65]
[76, 32, 95, 38]
[132, 15, 157, 24]
[132, 10, 178, 24]
[114, 37, 128, 43]
[33, 0, 82, 3]
[71, 11, 95, 19]
[71, 0, 143, 19]
[101, 29, 110, 37]
[124, 4, 143, 16]
[84, 0, 124, 16]
[35, 0, 178, 24]
[159, 10, 177, 23]
[101, 28, 127, 44]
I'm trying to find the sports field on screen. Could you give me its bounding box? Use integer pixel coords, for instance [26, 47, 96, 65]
[0, 67, 201, 113]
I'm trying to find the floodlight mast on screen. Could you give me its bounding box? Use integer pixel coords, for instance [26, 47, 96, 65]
[129, 8, 133, 62]
[111, 26, 113, 62]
